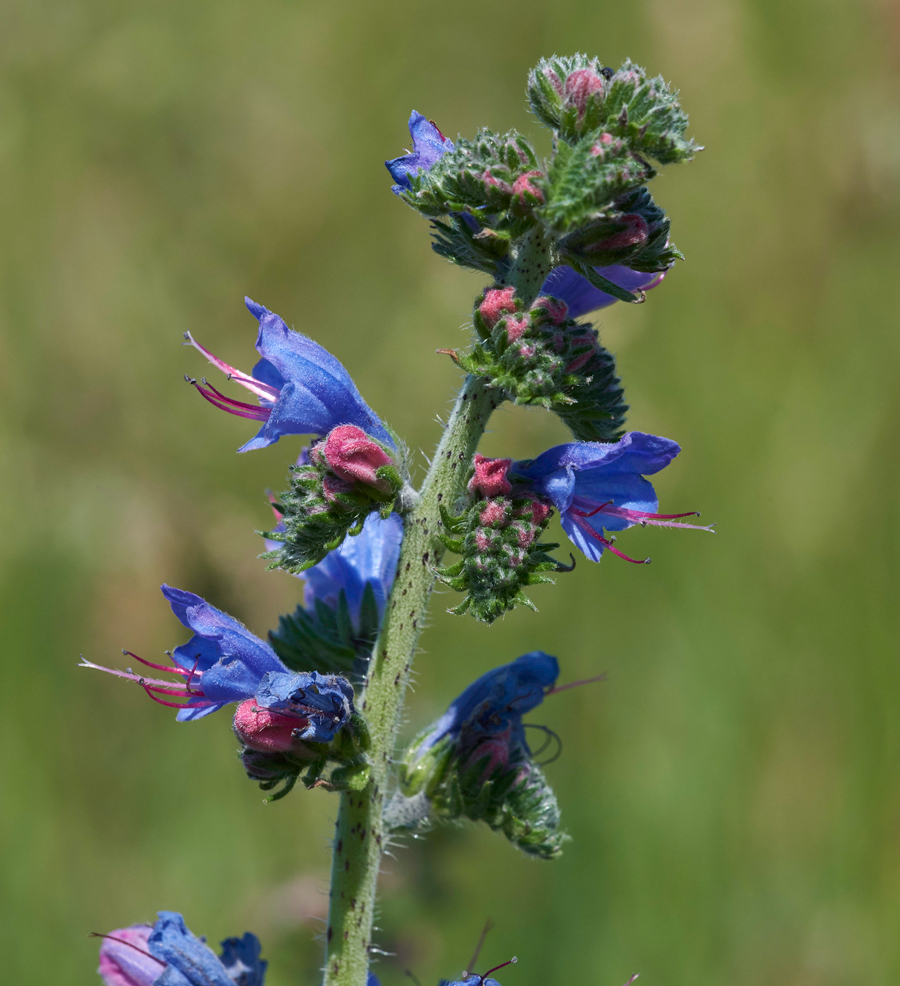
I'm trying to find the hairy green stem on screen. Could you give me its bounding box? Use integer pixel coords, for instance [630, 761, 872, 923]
[323, 232, 552, 986]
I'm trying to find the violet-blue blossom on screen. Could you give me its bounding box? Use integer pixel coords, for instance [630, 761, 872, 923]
[186, 298, 393, 453]
[97, 911, 266, 986]
[415, 651, 560, 763]
[386, 110, 454, 193]
[539, 264, 665, 319]
[511, 431, 713, 564]
[301, 512, 403, 627]
[81, 586, 355, 738]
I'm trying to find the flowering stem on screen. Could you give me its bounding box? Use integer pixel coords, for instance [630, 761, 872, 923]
[322, 234, 552, 986]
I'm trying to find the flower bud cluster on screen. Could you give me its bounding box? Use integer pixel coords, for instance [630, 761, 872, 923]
[436, 454, 560, 623]
[528, 54, 700, 163]
[456, 286, 628, 442]
[264, 425, 404, 573]
[389, 653, 566, 859]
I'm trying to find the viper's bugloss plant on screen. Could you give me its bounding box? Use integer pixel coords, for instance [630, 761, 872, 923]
[88, 52, 708, 986]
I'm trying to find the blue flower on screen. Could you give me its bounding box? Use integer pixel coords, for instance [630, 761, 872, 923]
[82, 587, 356, 737]
[386, 111, 454, 193]
[511, 432, 713, 564]
[300, 512, 404, 628]
[97, 911, 266, 986]
[540, 264, 666, 319]
[415, 651, 559, 764]
[186, 298, 393, 453]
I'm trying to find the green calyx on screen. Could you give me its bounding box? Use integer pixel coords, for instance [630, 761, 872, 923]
[528, 54, 701, 162]
[240, 711, 372, 802]
[436, 488, 559, 624]
[263, 458, 402, 574]
[393, 731, 566, 860]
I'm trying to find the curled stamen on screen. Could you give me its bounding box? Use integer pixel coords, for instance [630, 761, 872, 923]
[141, 685, 212, 710]
[524, 723, 562, 766]
[189, 378, 271, 421]
[478, 957, 517, 986]
[199, 377, 274, 412]
[183, 331, 280, 401]
[573, 518, 650, 564]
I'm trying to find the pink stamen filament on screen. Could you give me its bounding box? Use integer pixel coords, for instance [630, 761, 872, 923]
[183, 332, 280, 401]
[89, 933, 165, 967]
[123, 650, 190, 677]
[571, 502, 713, 531]
[191, 380, 271, 421]
[200, 378, 273, 412]
[141, 684, 213, 710]
[545, 672, 608, 696]
[478, 957, 517, 985]
[80, 659, 206, 698]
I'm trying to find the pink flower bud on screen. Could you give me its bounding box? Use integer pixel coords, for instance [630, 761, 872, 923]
[320, 424, 395, 493]
[565, 68, 605, 119]
[469, 453, 513, 498]
[583, 214, 649, 255]
[511, 170, 545, 208]
[233, 699, 310, 754]
[479, 500, 508, 527]
[478, 286, 518, 329]
[514, 497, 552, 526]
[98, 925, 161, 986]
[505, 314, 530, 342]
[531, 296, 569, 325]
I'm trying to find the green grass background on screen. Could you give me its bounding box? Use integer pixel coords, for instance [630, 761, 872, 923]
[1, 0, 898, 983]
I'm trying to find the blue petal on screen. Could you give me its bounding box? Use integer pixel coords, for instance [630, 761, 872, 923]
[218, 933, 267, 986]
[515, 433, 680, 485]
[385, 110, 454, 193]
[161, 585, 287, 708]
[255, 670, 354, 743]
[302, 513, 404, 625]
[148, 913, 234, 986]
[419, 652, 559, 754]
[540, 265, 665, 319]
[239, 299, 394, 450]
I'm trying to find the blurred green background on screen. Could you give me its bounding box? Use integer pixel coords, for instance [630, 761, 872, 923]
[1, 0, 898, 983]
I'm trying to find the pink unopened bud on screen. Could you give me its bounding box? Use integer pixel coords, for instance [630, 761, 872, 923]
[321, 425, 395, 493]
[531, 296, 569, 325]
[482, 168, 513, 194]
[511, 170, 545, 207]
[505, 314, 530, 342]
[479, 500, 508, 527]
[233, 699, 310, 754]
[514, 497, 552, 526]
[469, 454, 513, 498]
[584, 214, 649, 255]
[590, 133, 616, 156]
[518, 344, 537, 359]
[478, 286, 518, 329]
[565, 68, 605, 119]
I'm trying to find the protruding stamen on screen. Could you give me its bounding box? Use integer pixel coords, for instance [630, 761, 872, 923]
[572, 502, 714, 532]
[200, 377, 274, 412]
[479, 957, 517, 985]
[545, 672, 608, 696]
[572, 518, 651, 564]
[183, 331, 280, 401]
[80, 659, 206, 697]
[189, 378, 271, 421]
[88, 933, 165, 966]
[466, 918, 495, 977]
[141, 685, 212, 710]
[122, 649, 190, 677]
